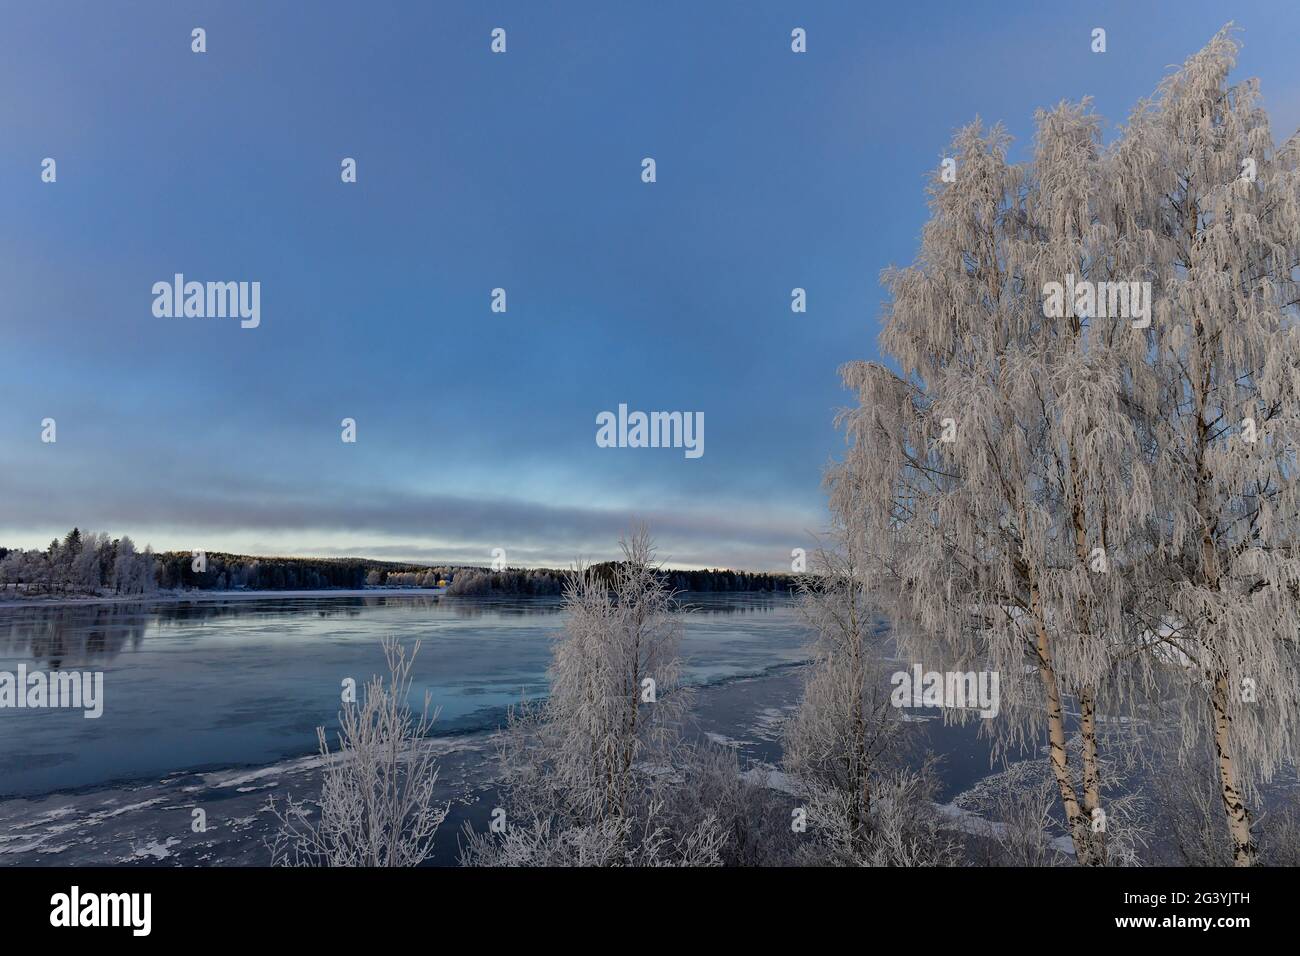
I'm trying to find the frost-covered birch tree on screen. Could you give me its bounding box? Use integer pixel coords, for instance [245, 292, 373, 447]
[268, 637, 447, 866]
[1106, 27, 1300, 865]
[834, 110, 1146, 864]
[836, 27, 1299, 867]
[539, 527, 687, 825]
[462, 528, 728, 866]
[71, 532, 108, 590]
[112, 537, 154, 594]
[784, 518, 959, 866]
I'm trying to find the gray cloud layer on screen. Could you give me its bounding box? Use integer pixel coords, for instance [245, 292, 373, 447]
[0, 472, 820, 570]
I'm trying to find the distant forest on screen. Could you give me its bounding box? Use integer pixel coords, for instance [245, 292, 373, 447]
[0, 529, 797, 597]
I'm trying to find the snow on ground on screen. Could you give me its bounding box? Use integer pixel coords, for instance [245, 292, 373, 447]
[0, 737, 494, 867]
[936, 801, 1076, 856]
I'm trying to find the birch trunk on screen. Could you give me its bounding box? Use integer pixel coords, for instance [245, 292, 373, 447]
[1031, 580, 1096, 866]
[1210, 673, 1257, 865]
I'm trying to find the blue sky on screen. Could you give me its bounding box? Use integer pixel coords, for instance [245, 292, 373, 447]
[2, 0, 1297, 569]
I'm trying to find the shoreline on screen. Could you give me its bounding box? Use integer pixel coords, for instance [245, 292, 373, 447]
[0, 587, 449, 611]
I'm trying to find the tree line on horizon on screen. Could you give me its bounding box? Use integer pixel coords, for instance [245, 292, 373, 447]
[0, 528, 157, 595]
[0, 531, 797, 597]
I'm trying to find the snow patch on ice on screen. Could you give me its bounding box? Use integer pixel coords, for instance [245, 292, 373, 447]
[123, 837, 181, 861]
[740, 765, 801, 796]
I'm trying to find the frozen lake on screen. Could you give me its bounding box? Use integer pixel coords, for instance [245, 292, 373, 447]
[0, 591, 810, 799]
[0, 591, 1053, 866]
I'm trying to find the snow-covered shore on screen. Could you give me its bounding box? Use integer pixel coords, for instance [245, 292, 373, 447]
[0, 734, 492, 866]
